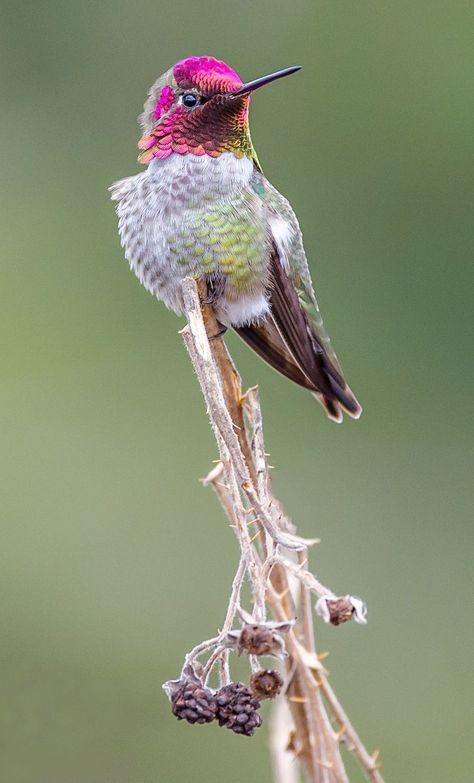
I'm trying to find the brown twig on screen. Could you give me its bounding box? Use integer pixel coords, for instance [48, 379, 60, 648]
[196, 279, 258, 488]
[174, 277, 384, 783]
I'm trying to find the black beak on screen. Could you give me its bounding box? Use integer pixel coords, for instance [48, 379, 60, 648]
[230, 65, 302, 97]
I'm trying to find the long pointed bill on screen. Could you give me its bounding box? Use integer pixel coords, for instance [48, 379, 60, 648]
[231, 65, 301, 97]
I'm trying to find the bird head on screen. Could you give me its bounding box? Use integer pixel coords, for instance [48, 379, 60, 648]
[137, 56, 300, 164]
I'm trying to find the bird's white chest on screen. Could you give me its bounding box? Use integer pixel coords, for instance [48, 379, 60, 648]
[148, 153, 254, 210]
[110, 153, 255, 312]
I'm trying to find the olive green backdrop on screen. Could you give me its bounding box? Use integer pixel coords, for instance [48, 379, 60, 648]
[1, 1, 472, 781]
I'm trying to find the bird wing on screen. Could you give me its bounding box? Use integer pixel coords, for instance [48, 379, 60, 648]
[236, 174, 361, 422]
[234, 314, 317, 390]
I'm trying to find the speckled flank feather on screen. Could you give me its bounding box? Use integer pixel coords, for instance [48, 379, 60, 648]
[110, 56, 361, 421]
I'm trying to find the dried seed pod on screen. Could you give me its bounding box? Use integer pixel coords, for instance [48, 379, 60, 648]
[250, 669, 283, 700]
[238, 624, 275, 656]
[215, 682, 262, 737]
[224, 614, 294, 659]
[327, 597, 354, 625]
[315, 595, 368, 626]
[167, 677, 217, 725]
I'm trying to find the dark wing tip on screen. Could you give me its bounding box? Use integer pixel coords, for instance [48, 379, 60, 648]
[326, 376, 363, 420]
[315, 391, 362, 423]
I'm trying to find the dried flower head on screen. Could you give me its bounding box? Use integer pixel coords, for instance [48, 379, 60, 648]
[163, 670, 217, 725]
[215, 682, 262, 736]
[239, 624, 274, 655]
[315, 595, 368, 626]
[223, 612, 295, 659]
[250, 669, 283, 700]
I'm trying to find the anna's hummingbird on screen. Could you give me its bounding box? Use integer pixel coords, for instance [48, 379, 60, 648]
[110, 56, 361, 422]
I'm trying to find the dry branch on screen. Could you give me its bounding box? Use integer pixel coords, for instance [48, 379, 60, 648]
[166, 277, 384, 783]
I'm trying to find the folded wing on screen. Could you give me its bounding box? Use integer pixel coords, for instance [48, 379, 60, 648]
[236, 176, 362, 422]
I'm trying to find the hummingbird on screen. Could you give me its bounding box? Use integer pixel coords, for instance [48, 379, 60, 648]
[110, 56, 361, 422]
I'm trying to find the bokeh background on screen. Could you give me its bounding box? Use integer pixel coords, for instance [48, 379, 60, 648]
[1, 1, 472, 781]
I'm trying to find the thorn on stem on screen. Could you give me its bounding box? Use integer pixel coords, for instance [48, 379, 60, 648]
[249, 530, 261, 544]
[316, 759, 333, 770]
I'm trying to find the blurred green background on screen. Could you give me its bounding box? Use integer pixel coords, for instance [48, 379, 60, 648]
[1, 1, 472, 781]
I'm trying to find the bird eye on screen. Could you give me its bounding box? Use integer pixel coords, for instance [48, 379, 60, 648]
[182, 93, 199, 108]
